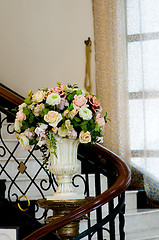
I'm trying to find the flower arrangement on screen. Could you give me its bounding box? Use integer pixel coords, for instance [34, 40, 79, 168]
[14, 82, 109, 166]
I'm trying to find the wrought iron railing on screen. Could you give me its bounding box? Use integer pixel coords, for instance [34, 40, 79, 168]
[0, 84, 131, 240]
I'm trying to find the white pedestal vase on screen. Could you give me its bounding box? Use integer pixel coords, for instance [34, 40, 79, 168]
[47, 138, 84, 200]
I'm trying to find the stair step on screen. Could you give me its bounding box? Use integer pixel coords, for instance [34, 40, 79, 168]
[125, 208, 159, 232]
[124, 227, 159, 240]
[0, 227, 17, 240]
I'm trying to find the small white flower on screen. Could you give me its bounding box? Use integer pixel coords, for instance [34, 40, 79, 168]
[79, 106, 92, 120]
[46, 93, 61, 106]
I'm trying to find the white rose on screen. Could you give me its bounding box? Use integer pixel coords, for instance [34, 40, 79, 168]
[18, 103, 27, 110]
[79, 130, 91, 143]
[32, 91, 45, 103]
[44, 111, 62, 127]
[79, 106, 92, 120]
[14, 119, 22, 133]
[46, 93, 61, 106]
[19, 133, 31, 150]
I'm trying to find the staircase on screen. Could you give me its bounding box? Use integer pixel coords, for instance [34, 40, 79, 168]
[1, 84, 159, 240]
[78, 190, 159, 240]
[124, 190, 159, 240]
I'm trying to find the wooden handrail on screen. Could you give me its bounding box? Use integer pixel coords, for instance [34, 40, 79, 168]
[0, 84, 131, 240]
[23, 144, 131, 240]
[0, 83, 24, 106]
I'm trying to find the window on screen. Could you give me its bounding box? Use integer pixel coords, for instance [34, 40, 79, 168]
[126, 0, 159, 179]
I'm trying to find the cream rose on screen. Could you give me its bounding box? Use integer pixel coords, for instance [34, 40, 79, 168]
[44, 111, 62, 127]
[46, 93, 61, 106]
[73, 95, 87, 109]
[79, 106, 92, 120]
[79, 130, 91, 143]
[19, 133, 31, 150]
[32, 91, 45, 103]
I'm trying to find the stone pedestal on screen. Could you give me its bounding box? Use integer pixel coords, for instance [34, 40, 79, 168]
[38, 198, 93, 240]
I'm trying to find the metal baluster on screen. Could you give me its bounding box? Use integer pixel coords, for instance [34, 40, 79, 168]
[118, 193, 126, 240]
[95, 171, 103, 240]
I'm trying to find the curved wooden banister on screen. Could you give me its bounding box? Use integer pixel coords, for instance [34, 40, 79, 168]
[0, 86, 131, 239]
[23, 144, 131, 240]
[0, 83, 24, 106]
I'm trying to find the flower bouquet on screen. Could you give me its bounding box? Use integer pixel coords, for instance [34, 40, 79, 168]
[14, 82, 109, 199]
[14, 82, 109, 166]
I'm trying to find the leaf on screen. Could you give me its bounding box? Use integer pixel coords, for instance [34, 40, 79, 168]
[67, 103, 73, 111]
[104, 112, 111, 123]
[80, 124, 88, 132]
[94, 124, 100, 132]
[29, 139, 37, 145]
[23, 107, 31, 116]
[67, 92, 76, 102]
[30, 126, 35, 132]
[24, 98, 31, 105]
[71, 120, 79, 128]
[29, 114, 35, 124]
[76, 90, 82, 95]
[42, 108, 50, 115]
[74, 117, 81, 123]
[80, 120, 88, 126]
[21, 121, 29, 130]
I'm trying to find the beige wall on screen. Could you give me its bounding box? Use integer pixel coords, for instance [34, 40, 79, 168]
[0, 0, 95, 97]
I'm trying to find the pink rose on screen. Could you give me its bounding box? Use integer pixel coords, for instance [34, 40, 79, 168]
[95, 117, 105, 127]
[73, 95, 87, 109]
[47, 87, 66, 98]
[16, 110, 26, 121]
[87, 95, 101, 113]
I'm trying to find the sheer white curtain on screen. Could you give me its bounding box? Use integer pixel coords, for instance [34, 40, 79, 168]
[92, 0, 131, 164]
[127, 0, 159, 200]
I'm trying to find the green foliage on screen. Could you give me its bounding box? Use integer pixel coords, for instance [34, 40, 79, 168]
[29, 126, 35, 132]
[24, 98, 31, 105]
[23, 107, 31, 116]
[74, 117, 81, 123]
[104, 112, 111, 123]
[40, 108, 49, 115]
[67, 91, 76, 102]
[76, 89, 82, 95]
[47, 132, 57, 159]
[29, 139, 37, 145]
[29, 113, 35, 124]
[67, 103, 73, 111]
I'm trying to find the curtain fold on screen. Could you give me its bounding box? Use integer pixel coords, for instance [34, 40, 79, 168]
[92, 0, 131, 164]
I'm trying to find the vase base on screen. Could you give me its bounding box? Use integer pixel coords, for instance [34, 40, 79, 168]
[46, 193, 84, 201]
